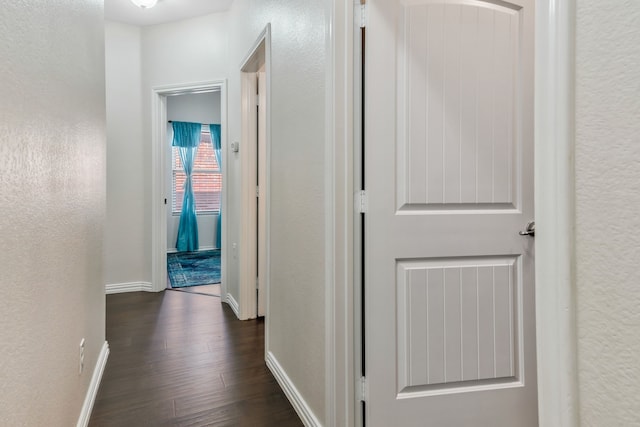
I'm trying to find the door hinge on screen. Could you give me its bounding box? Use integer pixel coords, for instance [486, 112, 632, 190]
[256, 93, 260, 107]
[358, 376, 368, 402]
[256, 276, 259, 289]
[355, 190, 368, 214]
[256, 185, 260, 197]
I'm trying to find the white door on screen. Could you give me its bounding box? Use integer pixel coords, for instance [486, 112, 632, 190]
[364, 0, 537, 426]
[257, 69, 267, 317]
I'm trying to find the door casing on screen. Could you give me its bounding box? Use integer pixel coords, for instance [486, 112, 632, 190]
[150, 80, 228, 296]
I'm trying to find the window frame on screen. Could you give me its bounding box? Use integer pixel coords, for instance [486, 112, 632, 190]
[171, 126, 221, 216]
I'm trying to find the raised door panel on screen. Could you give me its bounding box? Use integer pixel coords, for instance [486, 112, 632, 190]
[397, 1, 521, 211]
[397, 257, 519, 395]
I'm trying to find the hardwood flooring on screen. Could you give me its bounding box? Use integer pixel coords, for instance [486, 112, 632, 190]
[89, 291, 303, 427]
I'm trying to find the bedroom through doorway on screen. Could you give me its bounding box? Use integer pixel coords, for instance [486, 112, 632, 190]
[166, 91, 223, 297]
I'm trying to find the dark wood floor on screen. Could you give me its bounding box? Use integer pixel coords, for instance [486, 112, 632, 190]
[89, 291, 303, 427]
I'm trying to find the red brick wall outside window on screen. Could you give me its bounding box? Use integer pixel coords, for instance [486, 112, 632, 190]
[172, 129, 221, 214]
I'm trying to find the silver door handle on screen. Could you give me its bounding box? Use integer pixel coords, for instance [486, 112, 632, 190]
[519, 221, 535, 237]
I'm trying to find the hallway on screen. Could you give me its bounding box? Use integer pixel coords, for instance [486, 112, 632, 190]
[89, 292, 302, 426]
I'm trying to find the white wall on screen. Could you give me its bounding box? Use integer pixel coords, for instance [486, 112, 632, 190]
[105, 21, 147, 286]
[575, 1, 640, 425]
[167, 92, 221, 251]
[0, 1, 106, 425]
[105, 14, 229, 284]
[226, 1, 327, 420]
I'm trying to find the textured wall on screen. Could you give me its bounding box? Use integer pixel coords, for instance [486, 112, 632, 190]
[575, 1, 640, 425]
[0, 1, 106, 425]
[105, 21, 146, 286]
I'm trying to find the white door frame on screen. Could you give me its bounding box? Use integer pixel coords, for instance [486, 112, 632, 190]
[533, 1, 579, 425]
[238, 24, 271, 324]
[324, 1, 357, 425]
[150, 80, 229, 298]
[324, 0, 578, 426]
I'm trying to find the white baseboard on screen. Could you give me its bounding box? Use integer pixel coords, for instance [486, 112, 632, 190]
[105, 282, 154, 294]
[77, 341, 109, 427]
[266, 351, 322, 427]
[225, 292, 240, 318]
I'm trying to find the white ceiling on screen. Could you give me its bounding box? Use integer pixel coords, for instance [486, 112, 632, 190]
[105, 0, 234, 27]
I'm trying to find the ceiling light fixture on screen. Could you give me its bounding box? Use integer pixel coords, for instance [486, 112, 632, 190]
[131, 0, 158, 9]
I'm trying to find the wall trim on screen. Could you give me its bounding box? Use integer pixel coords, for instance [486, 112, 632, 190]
[76, 341, 109, 427]
[535, 1, 579, 426]
[105, 282, 153, 294]
[225, 292, 240, 319]
[325, 0, 355, 426]
[266, 351, 321, 427]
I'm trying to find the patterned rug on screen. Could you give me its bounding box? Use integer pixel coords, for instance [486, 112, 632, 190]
[167, 250, 221, 288]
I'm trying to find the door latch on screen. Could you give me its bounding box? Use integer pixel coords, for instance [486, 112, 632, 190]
[519, 221, 535, 237]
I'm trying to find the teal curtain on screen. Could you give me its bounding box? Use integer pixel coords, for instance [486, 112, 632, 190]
[210, 124, 222, 249]
[173, 121, 202, 252]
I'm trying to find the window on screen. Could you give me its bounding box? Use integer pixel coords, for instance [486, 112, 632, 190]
[172, 128, 221, 214]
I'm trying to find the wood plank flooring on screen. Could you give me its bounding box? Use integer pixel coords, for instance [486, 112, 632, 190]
[89, 291, 303, 427]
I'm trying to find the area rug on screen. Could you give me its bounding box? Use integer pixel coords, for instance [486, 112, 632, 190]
[167, 250, 221, 288]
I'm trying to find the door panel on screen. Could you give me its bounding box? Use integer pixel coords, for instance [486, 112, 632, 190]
[397, 1, 520, 210]
[365, 0, 536, 425]
[397, 257, 518, 392]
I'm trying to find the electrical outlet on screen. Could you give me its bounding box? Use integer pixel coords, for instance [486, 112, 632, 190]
[79, 338, 85, 375]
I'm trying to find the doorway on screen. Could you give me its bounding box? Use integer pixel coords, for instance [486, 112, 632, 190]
[165, 92, 223, 297]
[151, 81, 228, 299]
[238, 25, 271, 321]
